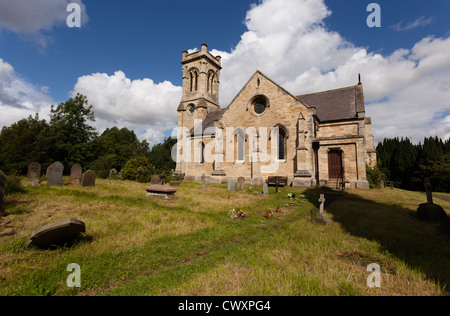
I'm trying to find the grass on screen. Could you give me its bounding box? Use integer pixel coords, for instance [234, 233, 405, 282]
[0, 177, 449, 296]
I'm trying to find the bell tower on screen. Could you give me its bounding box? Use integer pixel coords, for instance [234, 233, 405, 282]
[177, 43, 222, 119]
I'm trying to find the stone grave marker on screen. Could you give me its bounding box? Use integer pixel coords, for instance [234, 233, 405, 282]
[263, 182, 269, 195]
[47, 162, 64, 186]
[27, 162, 41, 180]
[145, 184, 177, 199]
[26, 218, 86, 249]
[0, 170, 7, 216]
[151, 175, 160, 185]
[200, 174, 206, 189]
[315, 194, 329, 225]
[417, 177, 448, 223]
[46, 164, 52, 180]
[81, 170, 96, 187]
[109, 168, 118, 180]
[228, 179, 236, 192]
[237, 177, 245, 190]
[70, 164, 83, 181]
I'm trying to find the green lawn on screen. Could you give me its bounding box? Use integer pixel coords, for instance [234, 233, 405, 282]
[1, 178, 449, 296]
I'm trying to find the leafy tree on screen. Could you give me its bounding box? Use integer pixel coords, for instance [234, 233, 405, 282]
[430, 153, 450, 193]
[49, 94, 97, 169]
[90, 127, 150, 177]
[148, 137, 177, 171]
[0, 114, 54, 174]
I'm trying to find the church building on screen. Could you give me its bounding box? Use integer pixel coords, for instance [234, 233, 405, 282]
[175, 44, 377, 189]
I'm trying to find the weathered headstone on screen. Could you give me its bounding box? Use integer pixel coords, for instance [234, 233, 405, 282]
[109, 168, 118, 180]
[70, 165, 82, 181]
[47, 161, 64, 186]
[200, 174, 206, 189]
[315, 194, 329, 225]
[151, 175, 160, 185]
[26, 218, 86, 249]
[0, 170, 7, 216]
[46, 164, 52, 180]
[263, 182, 269, 195]
[237, 177, 245, 190]
[27, 162, 41, 180]
[81, 170, 96, 187]
[228, 179, 236, 192]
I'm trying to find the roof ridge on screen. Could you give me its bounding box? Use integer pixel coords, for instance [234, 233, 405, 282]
[297, 85, 356, 98]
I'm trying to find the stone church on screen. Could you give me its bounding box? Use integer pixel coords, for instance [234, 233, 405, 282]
[175, 44, 377, 189]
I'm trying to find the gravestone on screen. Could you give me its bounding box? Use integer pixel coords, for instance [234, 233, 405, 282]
[109, 168, 118, 180]
[417, 177, 448, 223]
[26, 218, 86, 249]
[263, 182, 269, 195]
[47, 162, 64, 186]
[228, 179, 236, 192]
[46, 164, 52, 179]
[315, 194, 329, 225]
[160, 173, 166, 185]
[237, 177, 245, 190]
[151, 175, 160, 185]
[0, 170, 7, 216]
[27, 162, 41, 180]
[145, 184, 177, 199]
[70, 165, 83, 181]
[200, 174, 206, 189]
[81, 170, 96, 187]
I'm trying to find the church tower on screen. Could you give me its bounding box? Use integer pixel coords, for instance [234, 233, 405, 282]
[177, 44, 222, 121]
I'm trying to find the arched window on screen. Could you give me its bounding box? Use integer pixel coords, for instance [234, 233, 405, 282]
[200, 142, 205, 164]
[189, 69, 199, 92]
[233, 129, 245, 162]
[278, 128, 286, 160]
[207, 72, 215, 93]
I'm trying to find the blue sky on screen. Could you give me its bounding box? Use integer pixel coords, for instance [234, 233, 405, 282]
[0, 0, 449, 145]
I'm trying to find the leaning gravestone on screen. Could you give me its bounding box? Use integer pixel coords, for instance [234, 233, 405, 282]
[109, 168, 118, 180]
[27, 162, 41, 180]
[46, 164, 52, 180]
[237, 177, 245, 190]
[70, 165, 82, 181]
[0, 170, 7, 216]
[47, 162, 64, 186]
[81, 170, 96, 187]
[26, 218, 86, 249]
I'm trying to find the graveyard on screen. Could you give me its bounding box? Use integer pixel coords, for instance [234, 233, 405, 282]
[0, 174, 449, 296]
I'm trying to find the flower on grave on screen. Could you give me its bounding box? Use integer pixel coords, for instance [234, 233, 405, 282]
[229, 209, 237, 219]
[236, 209, 247, 219]
[287, 193, 292, 198]
[266, 208, 274, 219]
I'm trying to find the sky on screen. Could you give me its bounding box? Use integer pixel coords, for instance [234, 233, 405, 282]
[0, 0, 449, 146]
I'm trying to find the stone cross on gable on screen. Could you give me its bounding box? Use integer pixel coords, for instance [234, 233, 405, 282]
[424, 177, 433, 204]
[318, 194, 325, 216]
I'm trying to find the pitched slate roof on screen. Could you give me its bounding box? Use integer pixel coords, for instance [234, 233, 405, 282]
[297, 86, 361, 122]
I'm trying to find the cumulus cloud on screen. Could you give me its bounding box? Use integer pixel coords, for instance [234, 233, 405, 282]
[0, 58, 53, 127]
[0, 0, 88, 47]
[209, 0, 450, 143]
[72, 71, 182, 145]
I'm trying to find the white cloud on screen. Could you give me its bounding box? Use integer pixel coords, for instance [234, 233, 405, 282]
[0, 58, 53, 127]
[0, 0, 88, 47]
[72, 71, 182, 146]
[208, 0, 450, 144]
[391, 16, 434, 32]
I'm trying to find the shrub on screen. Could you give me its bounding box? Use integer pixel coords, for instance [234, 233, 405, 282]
[366, 164, 386, 189]
[121, 157, 154, 182]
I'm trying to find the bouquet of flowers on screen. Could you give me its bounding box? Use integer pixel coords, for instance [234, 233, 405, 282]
[266, 208, 274, 219]
[229, 208, 247, 220]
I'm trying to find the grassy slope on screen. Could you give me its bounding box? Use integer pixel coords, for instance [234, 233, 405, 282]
[0, 178, 449, 296]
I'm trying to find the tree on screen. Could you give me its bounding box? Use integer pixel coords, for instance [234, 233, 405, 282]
[148, 137, 177, 171]
[49, 94, 97, 169]
[90, 127, 150, 177]
[121, 156, 154, 181]
[0, 114, 54, 174]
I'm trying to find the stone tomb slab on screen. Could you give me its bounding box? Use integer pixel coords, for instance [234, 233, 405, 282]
[145, 185, 177, 199]
[26, 219, 86, 249]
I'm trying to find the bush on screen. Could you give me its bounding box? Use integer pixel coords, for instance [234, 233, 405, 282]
[366, 164, 386, 189]
[121, 157, 154, 182]
[4, 176, 26, 195]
